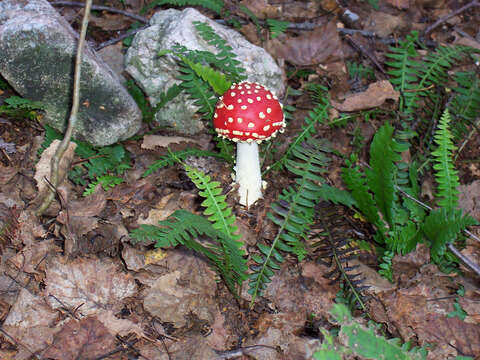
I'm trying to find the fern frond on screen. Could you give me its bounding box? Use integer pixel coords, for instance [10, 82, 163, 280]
[422, 208, 477, 263]
[249, 139, 330, 305]
[193, 21, 246, 82]
[366, 123, 406, 225]
[312, 205, 369, 313]
[448, 71, 480, 139]
[266, 19, 289, 39]
[82, 175, 124, 196]
[182, 164, 247, 287]
[269, 86, 330, 171]
[130, 209, 245, 293]
[143, 0, 224, 14]
[431, 109, 459, 210]
[341, 160, 385, 236]
[143, 148, 230, 177]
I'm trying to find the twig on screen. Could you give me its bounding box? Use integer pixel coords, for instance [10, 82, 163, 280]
[423, 0, 480, 36]
[95, 24, 150, 51]
[344, 34, 387, 74]
[50, 1, 148, 24]
[36, 0, 92, 216]
[447, 243, 480, 275]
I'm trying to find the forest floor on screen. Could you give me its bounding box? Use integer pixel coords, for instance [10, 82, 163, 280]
[0, 0, 480, 359]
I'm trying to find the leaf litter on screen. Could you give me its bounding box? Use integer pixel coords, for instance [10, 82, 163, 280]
[0, 0, 480, 359]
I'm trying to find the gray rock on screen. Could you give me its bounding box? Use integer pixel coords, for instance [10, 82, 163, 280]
[125, 8, 284, 136]
[0, 0, 141, 146]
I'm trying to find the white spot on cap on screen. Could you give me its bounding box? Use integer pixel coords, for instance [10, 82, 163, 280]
[266, 94, 272, 99]
[273, 121, 284, 126]
[254, 89, 259, 93]
[247, 91, 252, 94]
[237, 117, 243, 123]
[256, 96, 261, 101]
[228, 117, 234, 123]
[266, 108, 272, 113]
[227, 105, 234, 110]
[230, 92, 236, 96]
[245, 84, 251, 89]
[214, 113, 218, 118]
[252, 133, 259, 137]
[238, 86, 243, 90]
[263, 125, 270, 131]
[233, 130, 243, 136]
[245, 132, 250, 135]
[241, 91, 245, 94]
[241, 105, 247, 110]
[217, 103, 224, 108]
[255, 85, 261, 89]
[273, 95, 278, 100]
[246, 138, 253, 143]
[248, 122, 255, 128]
[247, 98, 253, 104]
[237, 99, 242, 103]
[259, 112, 266, 119]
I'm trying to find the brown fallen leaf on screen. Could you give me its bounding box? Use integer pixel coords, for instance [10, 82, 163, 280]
[141, 134, 202, 150]
[46, 256, 137, 315]
[2, 288, 59, 360]
[267, 20, 344, 66]
[34, 139, 76, 195]
[7, 239, 60, 275]
[364, 12, 408, 38]
[385, 0, 410, 10]
[42, 317, 116, 360]
[331, 80, 400, 112]
[239, 0, 281, 19]
[140, 249, 218, 328]
[0, 165, 17, 185]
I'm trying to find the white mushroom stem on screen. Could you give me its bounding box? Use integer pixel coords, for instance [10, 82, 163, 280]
[235, 142, 262, 207]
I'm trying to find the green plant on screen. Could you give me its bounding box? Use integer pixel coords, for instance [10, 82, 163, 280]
[0, 96, 44, 120]
[341, 110, 477, 278]
[131, 161, 247, 296]
[266, 19, 289, 39]
[248, 139, 335, 305]
[346, 61, 375, 81]
[40, 125, 131, 192]
[142, 0, 224, 15]
[127, 80, 181, 123]
[313, 304, 428, 360]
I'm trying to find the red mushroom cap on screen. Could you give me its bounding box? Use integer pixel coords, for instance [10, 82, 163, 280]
[213, 81, 285, 143]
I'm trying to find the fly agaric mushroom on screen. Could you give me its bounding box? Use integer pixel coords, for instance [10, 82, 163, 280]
[213, 81, 285, 207]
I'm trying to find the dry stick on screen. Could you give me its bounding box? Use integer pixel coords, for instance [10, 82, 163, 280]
[95, 24, 149, 51]
[423, 0, 480, 35]
[50, 1, 148, 24]
[35, 0, 93, 216]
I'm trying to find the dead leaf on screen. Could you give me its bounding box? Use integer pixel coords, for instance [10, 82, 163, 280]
[244, 312, 307, 359]
[261, 261, 338, 318]
[385, 0, 410, 9]
[0, 165, 17, 185]
[239, 0, 281, 19]
[8, 239, 60, 275]
[364, 12, 408, 37]
[46, 256, 137, 315]
[267, 20, 344, 66]
[458, 181, 480, 220]
[140, 249, 218, 328]
[96, 309, 145, 338]
[42, 317, 116, 360]
[34, 140, 76, 195]
[90, 13, 131, 31]
[141, 135, 202, 150]
[2, 288, 59, 360]
[331, 80, 399, 112]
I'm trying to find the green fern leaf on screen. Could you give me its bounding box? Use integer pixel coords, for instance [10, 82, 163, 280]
[130, 209, 245, 293]
[422, 208, 477, 263]
[143, 0, 224, 14]
[82, 175, 124, 196]
[270, 86, 330, 171]
[249, 139, 330, 305]
[432, 109, 459, 210]
[143, 148, 230, 177]
[448, 71, 480, 139]
[266, 19, 289, 39]
[366, 123, 406, 225]
[182, 164, 247, 286]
